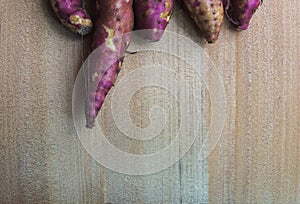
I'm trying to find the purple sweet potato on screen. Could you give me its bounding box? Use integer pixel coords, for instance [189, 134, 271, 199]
[224, 0, 261, 30]
[182, 0, 224, 43]
[134, 0, 174, 41]
[51, 0, 92, 35]
[85, 0, 134, 128]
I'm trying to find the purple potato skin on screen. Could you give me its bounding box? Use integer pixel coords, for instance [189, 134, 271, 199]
[224, 0, 261, 30]
[134, 0, 174, 41]
[51, 0, 92, 35]
[182, 0, 224, 43]
[85, 0, 134, 128]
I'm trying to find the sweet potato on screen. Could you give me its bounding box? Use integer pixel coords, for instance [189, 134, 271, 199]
[134, 0, 174, 41]
[85, 0, 134, 128]
[182, 0, 224, 43]
[51, 0, 92, 35]
[224, 0, 261, 30]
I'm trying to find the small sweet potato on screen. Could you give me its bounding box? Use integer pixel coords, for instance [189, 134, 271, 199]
[134, 0, 174, 41]
[85, 0, 134, 128]
[182, 0, 224, 43]
[51, 0, 92, 35]
[224, 0, 261, 30]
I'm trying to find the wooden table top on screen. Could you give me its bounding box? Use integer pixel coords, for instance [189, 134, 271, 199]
[0, 1, 299, 203]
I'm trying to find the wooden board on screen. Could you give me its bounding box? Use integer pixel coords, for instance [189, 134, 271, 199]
[0, 1, 299, 203]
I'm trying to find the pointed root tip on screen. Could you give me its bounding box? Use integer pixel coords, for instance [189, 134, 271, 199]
[85, 123, 95, 129]
[85, 116, 96, 129]
[206, 33, 219, 44]
[236, 24, 249, 31]
[136, 30, 164, 42]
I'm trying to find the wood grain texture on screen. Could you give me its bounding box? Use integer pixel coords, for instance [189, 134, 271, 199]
[0, 0, 299, 204]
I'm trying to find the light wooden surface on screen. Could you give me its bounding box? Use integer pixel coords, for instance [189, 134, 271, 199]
[0, 0, 299, 203]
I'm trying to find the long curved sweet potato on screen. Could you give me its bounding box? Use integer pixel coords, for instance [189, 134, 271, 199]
[134, 0, 174, 41]
[85, 0, 134, 128]
[182, 0, 224, 43]
[51, 0, 92, 35]
[224, 0, 261, 30]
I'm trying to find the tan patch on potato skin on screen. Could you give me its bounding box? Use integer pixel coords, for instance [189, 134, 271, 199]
[165, 0, 172, 8]
[69, 15, 92, 27]
[92, 72, 99, 82]
[103, 25, 116, 52]
[160, 11, 171, 21]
